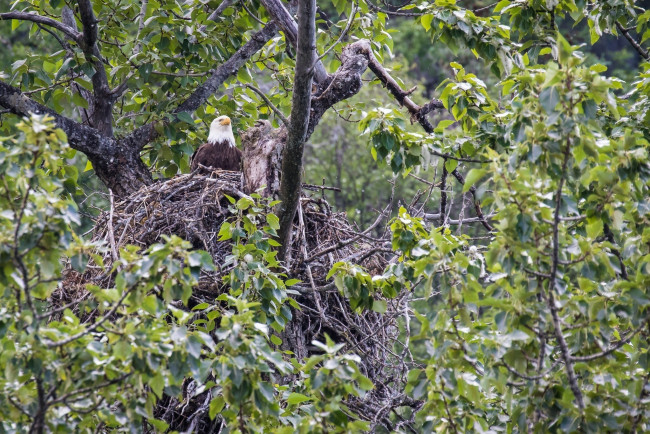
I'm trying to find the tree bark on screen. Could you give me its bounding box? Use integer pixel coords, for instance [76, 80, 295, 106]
[276, 0, 317, 262]
[76, 0, 115, 137]
[0, 80, 152, 196]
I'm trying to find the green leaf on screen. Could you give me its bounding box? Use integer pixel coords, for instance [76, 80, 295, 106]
[266, 213, 280, 230]
[371, 299, 387, 313]
[445, 159, 458, 173]
[586, 218, 603, 239]
[287, 392, 312, 405]
[209, 396, 225, 419]
[139, 63, 153, 80]
[539, 86, 559, 113]
[176, 112, 194, 124]
[421, 14, 433, 31]
[462, 169, 487, 193]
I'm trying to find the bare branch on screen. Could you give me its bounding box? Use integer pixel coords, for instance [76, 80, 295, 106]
[202, 0, 238, 31]
[450, 169, 495, 232]
[361, 43, 442, 133]
[439, 162, 448, 226]
[317, 3, 357, 61]
[424, 212, 497, 225]
[616, 22, 650, 61]
[0, 12, 81, 43]
[367, 2, 425, 17]
[277, 0, 317, 261]
[501, 358, 562, 381]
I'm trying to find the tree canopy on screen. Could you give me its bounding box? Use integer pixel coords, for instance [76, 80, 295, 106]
[1, 0, 649, 432]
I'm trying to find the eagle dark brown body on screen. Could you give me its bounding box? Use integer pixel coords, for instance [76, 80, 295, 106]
[191, 115, 242, 172]
[190, 141, 242, 172]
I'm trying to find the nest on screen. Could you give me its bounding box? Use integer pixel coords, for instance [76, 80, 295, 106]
[58, 171, 416, 431]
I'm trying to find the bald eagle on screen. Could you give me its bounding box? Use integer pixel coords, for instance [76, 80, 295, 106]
[190, 115, 242, 172]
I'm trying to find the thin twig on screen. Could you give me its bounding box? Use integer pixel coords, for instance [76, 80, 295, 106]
[616, 22, 650, 60]
[244, 83, 290, 128]
[107, 189, 119, 264]
[570, 316, 650, 362]
[317, 3, 357, 61]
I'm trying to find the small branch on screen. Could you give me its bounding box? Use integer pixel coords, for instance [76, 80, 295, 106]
[244, 83, 290, 128]
[202, 0, 238, 31]
[51, 373, 132, 404]
[439, 161, 448, 227]
[450, 169, 495, 232]
[317, 3, 357, 61]
[7, 395, 31, 417]
[0, 12, 81, 43]
[473, 2, 498, 14]
[546, 134, 585, 411]
[241, 0, 266, 26]
[501, 358, 561, 381]
[524, 268, 551, 279]
[423, 212, 496, 225]
[361, 42, 441, 133]
[408, 172, 439, 187]
[35, 22, 71, 52]
[616, 22, 650, 61]
[302, 183, 341, 192]
[367, 2, 425, 17]
[570, 316, 650, 362]
[44, 286, 132, 348]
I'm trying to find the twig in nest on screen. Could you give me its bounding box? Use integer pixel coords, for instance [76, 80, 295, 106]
[302, 183, 341, 192]
[107, 189, 119, 265]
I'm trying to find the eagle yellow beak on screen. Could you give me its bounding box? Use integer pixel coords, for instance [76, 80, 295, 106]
[219, 117, 231, 126]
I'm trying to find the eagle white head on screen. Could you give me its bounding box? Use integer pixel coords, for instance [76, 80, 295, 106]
[207, 115, 236, 147]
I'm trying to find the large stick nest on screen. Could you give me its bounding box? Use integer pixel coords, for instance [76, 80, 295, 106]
[58, 171, 417, 431]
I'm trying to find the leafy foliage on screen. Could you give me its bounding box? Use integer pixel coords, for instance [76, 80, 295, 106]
[2, 0, 650, 431]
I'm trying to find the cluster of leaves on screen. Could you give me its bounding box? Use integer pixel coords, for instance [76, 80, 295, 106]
[4, 0, 650, 431]
[0, 115, 214, 430]
[416, 0, 525, 76]
[0, 116, 376, 431]
[346, 32, 650, 430]
[210, 194, 374, 431]
[360, 107, 425, 173]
